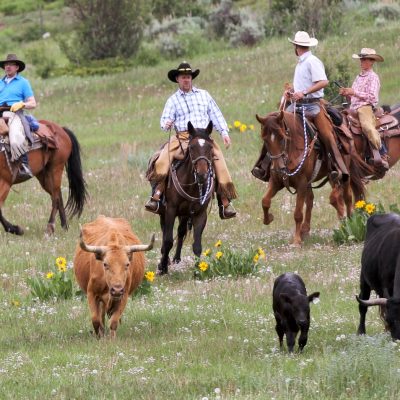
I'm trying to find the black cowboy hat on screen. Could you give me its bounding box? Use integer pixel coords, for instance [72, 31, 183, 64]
[167, 62, 200, 83]
[0, 54, 25, 72]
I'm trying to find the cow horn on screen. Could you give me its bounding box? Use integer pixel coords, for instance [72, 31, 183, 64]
[125, 233, 155, 253]
[79, 227, 107, 256]
[356, 295, 387, 307]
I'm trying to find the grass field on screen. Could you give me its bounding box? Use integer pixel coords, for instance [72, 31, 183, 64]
[1, 18, 400, 400]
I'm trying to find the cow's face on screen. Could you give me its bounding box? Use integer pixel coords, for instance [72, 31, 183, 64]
[101, 249, 131, 299]
[385, 299, 400, 340]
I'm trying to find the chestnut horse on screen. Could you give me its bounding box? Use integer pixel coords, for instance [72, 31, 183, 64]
[157, 121, 215, 274]
[0, 119, 87, 235]
[255, 110, 372, 246]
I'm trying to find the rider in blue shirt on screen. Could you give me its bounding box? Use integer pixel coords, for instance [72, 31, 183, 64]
[0, 54, 37, 178]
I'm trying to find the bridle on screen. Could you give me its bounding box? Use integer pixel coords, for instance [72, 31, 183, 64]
[171, 136, 215, 205]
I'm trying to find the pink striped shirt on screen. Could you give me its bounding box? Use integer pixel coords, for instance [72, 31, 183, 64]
[350, 69, 380, 110]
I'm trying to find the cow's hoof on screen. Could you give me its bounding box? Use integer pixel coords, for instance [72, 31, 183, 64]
[263, 213, 274, 225]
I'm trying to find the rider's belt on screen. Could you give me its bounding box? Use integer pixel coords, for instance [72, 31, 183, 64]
[297, 97, 321, 104]
[176, 131, 188, 134]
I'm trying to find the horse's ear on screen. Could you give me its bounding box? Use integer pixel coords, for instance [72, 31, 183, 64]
[187, 121, 195, 135]
[256, 114, 267, 125]
[206, 121, 213, 135]
[277, 111, 284, 123]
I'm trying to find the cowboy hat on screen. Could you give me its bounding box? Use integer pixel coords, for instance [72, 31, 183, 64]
[352, 48, 384, 62]
[167, 62, 200, 83]
[0, 54, 25, 72]
[288, 31, 318, 47]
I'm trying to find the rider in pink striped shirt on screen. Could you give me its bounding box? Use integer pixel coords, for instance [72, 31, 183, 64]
[339, 48, 388, 170]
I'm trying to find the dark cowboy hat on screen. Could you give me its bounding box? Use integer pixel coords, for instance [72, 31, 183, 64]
[167, 62, 200, 83]
[0, 54, 26, 72]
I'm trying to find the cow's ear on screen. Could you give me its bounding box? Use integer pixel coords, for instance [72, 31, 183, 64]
[308, 292, 320, 303]
[280, 293, 292, 304]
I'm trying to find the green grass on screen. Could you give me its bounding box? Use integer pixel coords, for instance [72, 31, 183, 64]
[1, 15, 400, 400]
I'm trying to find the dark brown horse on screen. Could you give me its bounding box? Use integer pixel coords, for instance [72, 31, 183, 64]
[255, 110, 371, 246]
[0, 119, 87, 235]
[157, 121, 215, 274]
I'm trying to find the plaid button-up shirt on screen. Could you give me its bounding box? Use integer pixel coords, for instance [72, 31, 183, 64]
[350, 69, 380, 110]
[160, 86, 229, 136]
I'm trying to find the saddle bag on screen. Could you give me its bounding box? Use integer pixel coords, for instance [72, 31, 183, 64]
[0, 118, 9, 135]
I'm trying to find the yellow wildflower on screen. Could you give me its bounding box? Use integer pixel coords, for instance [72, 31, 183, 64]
[355, 200, 366, 209]
[144, 271, 155, 282]
[56, 257, 67, 271]
[198, 261, 209, 272]
[203, 248, 211, 257]
[253, 253, 260, 263]
[228, 124, 233, 129]
[240, 124, 247, 133]
[249, 124, 255, 130]
[214, 240, 222, 247]
[11, 299, 20, 307]
[257, 248, 266, 259]
[46, 272, 54, 279]
[233, 120, 241, 128]
[215, 251, 223, 260]
[365, 203, 376, 215]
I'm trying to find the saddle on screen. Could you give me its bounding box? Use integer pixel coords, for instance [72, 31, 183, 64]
[342, 107, 400, 136]
[0, 117, 59, 150]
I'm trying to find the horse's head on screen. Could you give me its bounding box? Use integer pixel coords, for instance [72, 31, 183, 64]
[256, 111, 291, 173]
[187, 121, 214, 184]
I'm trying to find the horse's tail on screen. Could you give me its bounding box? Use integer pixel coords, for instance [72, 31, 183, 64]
[63, 127, 88, 218]
[349, 151, 373, 201]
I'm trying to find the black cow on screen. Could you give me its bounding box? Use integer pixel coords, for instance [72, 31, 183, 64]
[356, 212, 400, 340]
[272, 273, 320, 352]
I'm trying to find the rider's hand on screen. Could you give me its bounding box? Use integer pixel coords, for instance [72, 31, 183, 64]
[223, 135, 231, 149]
[10, 101, 25, 112]
[339, 88, 354, 97]
[164, 120, 174, 130]
[291, 91, 305, 102]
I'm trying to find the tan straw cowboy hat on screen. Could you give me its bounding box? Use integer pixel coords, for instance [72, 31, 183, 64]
[288, 31, 318, 47]
[0, 54, 26, 72]
[352, 48, 384, 62]
[167, 62, 200, 83]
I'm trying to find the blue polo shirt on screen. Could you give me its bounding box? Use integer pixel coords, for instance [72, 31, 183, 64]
[0, 74, 34, 106]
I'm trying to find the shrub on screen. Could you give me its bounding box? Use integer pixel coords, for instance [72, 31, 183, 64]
[369, 3, 400, 21]
[194, 240, 266, 280]
[332, 201, 400, 245]
[27, 257, 75, 301]
[228, 9, 265, 47]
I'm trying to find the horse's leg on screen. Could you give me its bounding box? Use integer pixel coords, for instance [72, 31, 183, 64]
[36, 163, 67, 235]
[292, 187, 307, 247]
[157, 210, 175, 275]
[0, 181, 24, 235]
[329, 184, 346, 219]
[173, 216, 188, 264]
[262, 179, 284, 225]
[342, 181, 354, 218]
[300, 187, 314, 239]
[192, 213, 207, 260]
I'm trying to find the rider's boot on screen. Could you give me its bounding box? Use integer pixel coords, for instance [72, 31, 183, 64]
[218, 195, 237, 220]
[145, 184, 163, 214]
[17, 153, 33, 180]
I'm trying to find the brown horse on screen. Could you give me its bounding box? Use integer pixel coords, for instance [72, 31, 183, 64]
[255, 110, 371, 246]
[0, 119, 88, 235]
[157, 121, 215, 274]
[345, 103, 400, 175]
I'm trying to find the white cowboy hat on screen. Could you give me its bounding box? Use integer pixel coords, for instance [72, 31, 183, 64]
[288, 31, 318, 47]
[352, 48, 384, 62]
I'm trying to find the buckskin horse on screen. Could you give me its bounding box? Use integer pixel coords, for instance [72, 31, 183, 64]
[157, 121, 215, 274]
[0, 116, 88, 235]
[255, 110, 372, 246]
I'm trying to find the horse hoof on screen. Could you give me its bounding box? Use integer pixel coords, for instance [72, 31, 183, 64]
[263, 214, 274, 225]
[172, 258, 181, 264]
[8, 226, 24, 235]
[290, 242, 302, 248]
[156, 268, 168, 276]
[45, 223, 55, 236]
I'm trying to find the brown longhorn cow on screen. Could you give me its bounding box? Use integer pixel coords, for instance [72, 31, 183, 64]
[74, 216, 155, 338]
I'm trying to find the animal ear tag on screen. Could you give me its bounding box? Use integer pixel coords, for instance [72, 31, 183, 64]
[312, 297, 320, 305]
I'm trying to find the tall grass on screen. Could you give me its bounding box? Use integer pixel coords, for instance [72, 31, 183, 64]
[1, 18, 400, 400]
